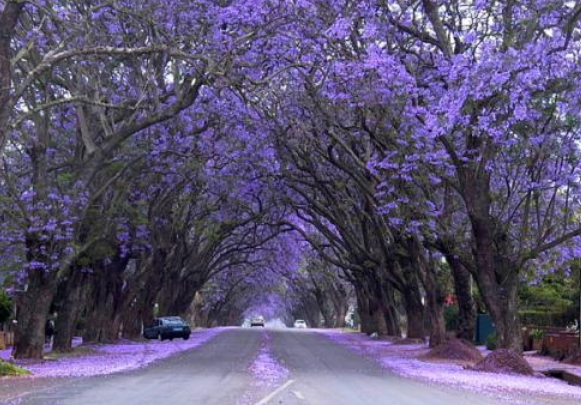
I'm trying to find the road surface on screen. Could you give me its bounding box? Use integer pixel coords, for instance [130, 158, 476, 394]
[1, 329, 575, 405]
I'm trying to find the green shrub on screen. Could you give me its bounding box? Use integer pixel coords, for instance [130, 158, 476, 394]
[0, 290, 11, 324]
[530, 329, 545, 340]
[519, 310, 571, 328]
[0, 361, 29, 377]
[444, 305, 459, 331]
[486, 332, 498, 350]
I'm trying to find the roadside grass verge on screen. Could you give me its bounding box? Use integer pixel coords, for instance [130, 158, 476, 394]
[43, 346, 97, 360]
[0, 360, 30, 377]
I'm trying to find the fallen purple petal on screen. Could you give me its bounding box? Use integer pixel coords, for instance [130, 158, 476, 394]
[317, 330, 581, 404]
[249, 332, 289, 387]
[1, 328, 224, 378]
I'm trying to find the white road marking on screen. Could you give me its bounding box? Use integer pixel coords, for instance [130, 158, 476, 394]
[253, 379, 296, 405]
[292, 390, 305, 400]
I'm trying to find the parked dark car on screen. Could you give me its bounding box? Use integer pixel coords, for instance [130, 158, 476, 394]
[143, 316, 191, 341]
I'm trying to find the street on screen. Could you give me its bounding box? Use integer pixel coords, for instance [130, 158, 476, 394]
[3, 328, 575, 405]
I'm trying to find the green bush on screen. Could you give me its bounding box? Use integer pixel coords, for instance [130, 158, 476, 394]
[444, 305, 459, 331]
[0, 290, 11, 324]
[0, 361, 29, 377]
[519, 310, 571, 328]
[530, 329, 545, 340]
[486, 332, 498, 350]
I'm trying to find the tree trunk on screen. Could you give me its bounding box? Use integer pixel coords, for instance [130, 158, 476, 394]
[313, 288, 333, 328]
[100, 313, 122, 343]
[370, 297, 389, 336]
[356, 285, 389, 336]
[476, 266, 521, 351]
[356, 290, 373, 334]
[122, 297, 146, 340]
[446, 254, 476, 340]
[0, 2, 24, 153]
[13, 271, 57, 359]
[53, 271, 88, 352]
[84, 289, 122, 343]
[380, 281, 401, 337]
[460, 165, 522, 351]
[417, 260, 446, 347]
[83, 256, 129, 344]
[424, 284, 446, 347]
[471, 212, 521, 350]
[161, 272, 205, 317]
[333, 298, 348, 328]
[13, 78, 55, 359]
[188, 292, 206, 328]
[122, 313, 143, 340]
[402, 284, 425, 340]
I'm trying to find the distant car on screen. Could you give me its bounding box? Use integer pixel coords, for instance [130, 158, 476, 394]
[294, 320, 307, 329]
[144, 316, 191, 341]
[250, 316, 265, 327]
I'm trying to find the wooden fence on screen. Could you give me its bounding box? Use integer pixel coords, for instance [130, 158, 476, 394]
[0, 331, 15, 350]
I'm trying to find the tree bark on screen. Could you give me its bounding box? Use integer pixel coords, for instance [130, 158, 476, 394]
[356, 283, 389, 336]
[356, 290, 373, 334]
[313, 288, 334, 327]
[14, 82, 57, 359]
[476, 263, 521, 351]
[331, 289, 348, 328]
[402, 283, 425, 340]
[380, 280, 401, 337]
[122, 312, 143, 340]
[52, 271, 88, 352]
[458, 162, 522, 351]
[121, 295, 147, 340]
[446, 253, 476, 340]
[423, 281, 446, 347]
[83, 256, 129, 343]
[413, 247, 446, 347]
[13, 271, 57, 359]
[370, 297, 389, 336]
[0, 2, 24, 153]
[188, 292, 206, 328]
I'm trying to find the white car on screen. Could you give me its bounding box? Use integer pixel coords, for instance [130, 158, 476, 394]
[294, 320, 307, 329]
[251, 316, 265, 327]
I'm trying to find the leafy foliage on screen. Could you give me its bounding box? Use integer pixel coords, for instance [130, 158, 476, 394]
[0, 361, 29, 377]
[486, 333, 498, 351]
[0, 290, 11, 324]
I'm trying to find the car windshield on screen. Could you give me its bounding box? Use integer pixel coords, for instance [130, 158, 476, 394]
[162, 318, 185, 326]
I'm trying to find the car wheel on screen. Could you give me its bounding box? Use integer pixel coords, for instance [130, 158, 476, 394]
[169, 337, 174, 341]
[183, 334, 190, 340]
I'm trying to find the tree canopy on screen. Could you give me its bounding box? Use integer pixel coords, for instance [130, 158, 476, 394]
[1, 0, 581, 358]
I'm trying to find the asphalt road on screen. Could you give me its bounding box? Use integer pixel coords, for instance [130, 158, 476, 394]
[2, 329, 576, 405]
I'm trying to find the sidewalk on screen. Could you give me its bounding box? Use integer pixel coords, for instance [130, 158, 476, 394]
[318, 330, 581, 404]
[0, 328, 224, 378]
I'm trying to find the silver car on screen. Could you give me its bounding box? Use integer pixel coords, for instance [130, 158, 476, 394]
[294, 319, 307, 328]
[251, 316, 265, 327]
